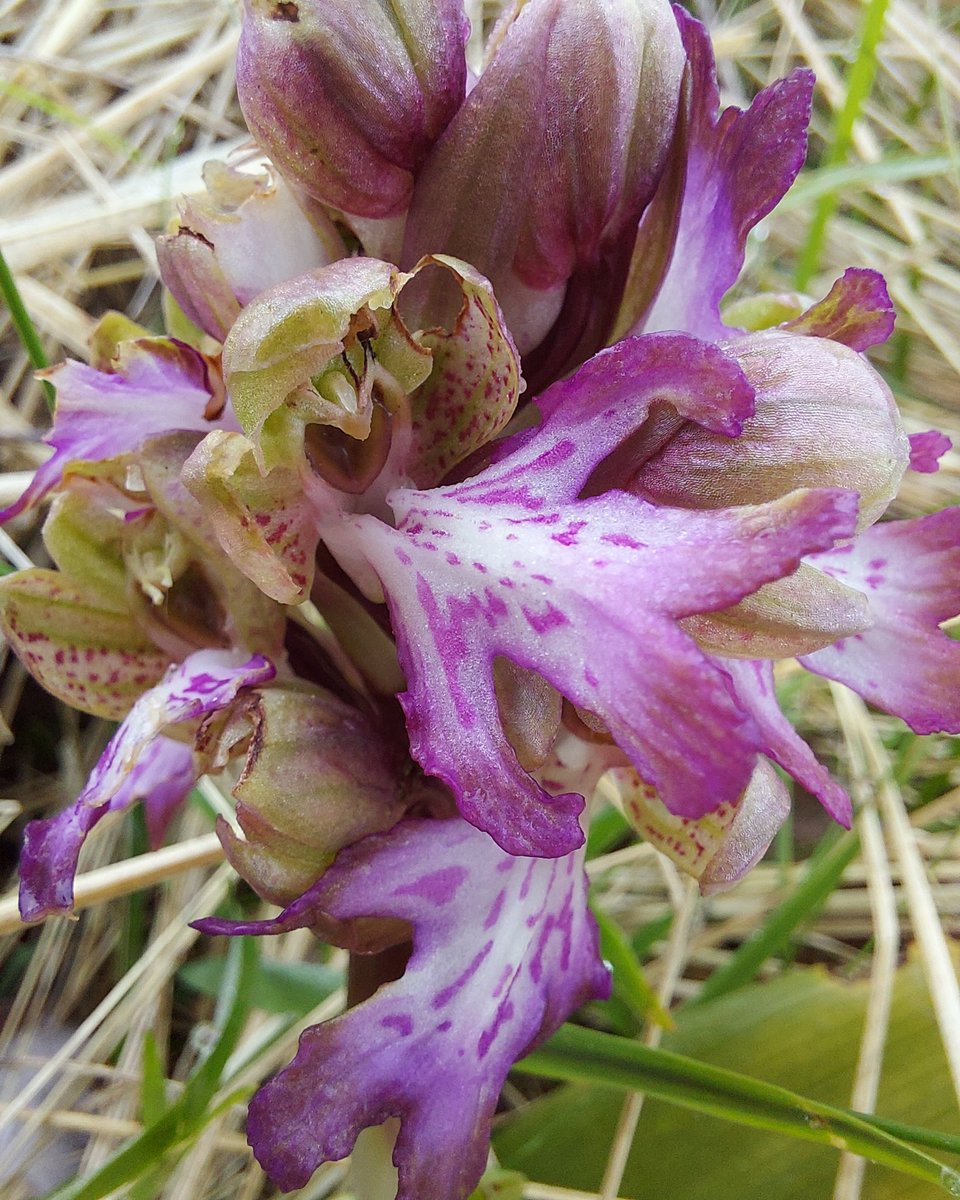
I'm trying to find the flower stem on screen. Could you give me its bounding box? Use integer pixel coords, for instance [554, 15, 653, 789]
[0, 245, 56, 412]
[795, 0, 891, 290]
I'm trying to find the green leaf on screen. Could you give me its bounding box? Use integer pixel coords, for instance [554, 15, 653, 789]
[41, 937, 258, 1200]
[468, 1167, 527, 1199]
[591, 902, 672, 1029]
[688, 826, 860, 1005]
[499, 960, 960, 1198]
[178, 953, 342, 1017]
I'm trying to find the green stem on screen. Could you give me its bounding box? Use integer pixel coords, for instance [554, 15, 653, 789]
[0, 244, 56, 412]
[795, 0, 891, 290]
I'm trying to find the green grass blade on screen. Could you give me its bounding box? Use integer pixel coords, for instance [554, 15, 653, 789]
[795, 0, 891, 289]
[515, 1024, 960, 1192]
[782, 154, 955, 210]
[586, 803, 631, 859]
[138, 1032, 168, 1127]
[864, 1114, 960, 1159]
[41, 937, 258, 1200]
[591, 902, 673, 1029]
[688, 828, 860, 1006]
[0, 245, 56, 412]
[0, 81, 140, 161]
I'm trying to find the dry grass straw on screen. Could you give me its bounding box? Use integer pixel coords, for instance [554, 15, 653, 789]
[0, 0, 958, 1197]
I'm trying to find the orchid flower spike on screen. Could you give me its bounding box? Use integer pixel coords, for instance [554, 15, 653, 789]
[1, 6, 958, 1200]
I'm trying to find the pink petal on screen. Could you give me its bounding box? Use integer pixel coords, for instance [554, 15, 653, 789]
[720, 658, 852, 825]
[908, 430, 952, 474]
[630, 11, 813, 340]
[348, 336, 859, 855]
[18, 649, 275, 921]
[800, 510, 960, 734]
[2, 340, 236, 521]
[782, 268, 895, 350]
[204, 814, 608, 1199]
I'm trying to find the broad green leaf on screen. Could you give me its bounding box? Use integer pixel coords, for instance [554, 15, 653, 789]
[499, 959, 960, 1198]
[468, 1167, 527, 1199]
[179, 954, 342, 1017]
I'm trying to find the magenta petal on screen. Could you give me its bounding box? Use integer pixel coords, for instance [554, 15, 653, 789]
[635, 11, 813, 339]
[800, 510, 960, 734]
[18, 649, 275, 921]
[2, 341, 237, 521]
[908, 430, 952, 474]
[134, 738, 199, 849]
[719, 658, 852, 826]
[490, 332, 757, 495]
[348, 337, 858, 856]
[18, 737, 195, 922]
[239, 817, 608, 1199]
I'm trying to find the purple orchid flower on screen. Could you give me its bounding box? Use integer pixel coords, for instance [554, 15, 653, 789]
[19, 650, 275, 922]
[347, 332, 859, 856]
[2, 3, 959, 1199]
[196, 735, 611, 1200]
[1, 337, 239, 522]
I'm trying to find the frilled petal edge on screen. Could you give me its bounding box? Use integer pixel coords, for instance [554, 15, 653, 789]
[203, 815, 607, 1200]
[1, 340, 235, 522]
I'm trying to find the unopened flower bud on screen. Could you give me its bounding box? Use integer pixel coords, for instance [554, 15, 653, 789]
[236, 0, 468, 219]
[206, 684, 406, 905]
[402, 0, 685, 365]
[616, 758, 789, 894]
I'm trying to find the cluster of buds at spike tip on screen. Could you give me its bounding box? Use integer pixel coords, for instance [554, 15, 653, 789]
[236, 0, 469, 221]
[2, 4, 959, 1200]
[236, 0, 686, 370]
